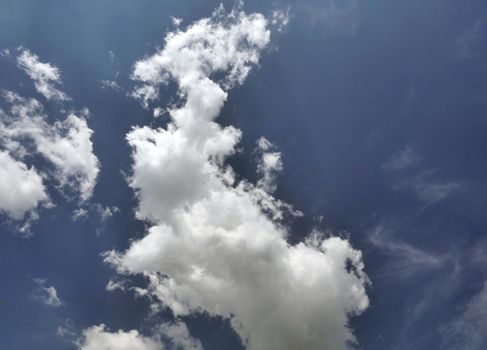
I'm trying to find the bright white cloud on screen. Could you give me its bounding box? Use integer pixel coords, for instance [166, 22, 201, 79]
[78, 322, 202, 350]
[33, 278, 63, 307]
[0, 150, 47, 220]
[0, 92, 100, 202]
[130, 5, 270, 108]
[0, 54, 100, 229]
[103, 6, 369, 350]
[78, 325, 162, 350]
[17, 49, 69, 101]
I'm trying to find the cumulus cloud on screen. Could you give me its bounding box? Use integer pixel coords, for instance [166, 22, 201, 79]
[0, 150, 47, 220]
[0, 92, 99, 202]
[130, 5, 271, 108]
[17, 49, 69, 101]
[78, 325, 162, 350]
[78, 322, 202, 350]
[33, 278, 63, 307]
[102, 6, 369, 350]
[0, 52, 100, 230]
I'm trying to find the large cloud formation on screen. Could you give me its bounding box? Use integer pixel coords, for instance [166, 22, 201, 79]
[0, 50, 99, 226]
[104, 7, 369, 350]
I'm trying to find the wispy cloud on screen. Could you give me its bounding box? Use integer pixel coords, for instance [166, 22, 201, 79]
[33, 278, 63, 307]
[442, 281, 487, 350]
[100, 79, 122, 92]
[368, 223, 445, 280]
[383, 146, 462, 206]
[299, 0, 360, 35]
[17, 49, 70, 101]
[452, 17, 487, 62]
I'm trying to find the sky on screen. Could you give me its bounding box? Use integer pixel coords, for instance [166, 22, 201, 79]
[1, 0, 487, 349]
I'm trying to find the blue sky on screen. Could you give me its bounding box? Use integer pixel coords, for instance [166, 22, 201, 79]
[1, 1, 487, 349]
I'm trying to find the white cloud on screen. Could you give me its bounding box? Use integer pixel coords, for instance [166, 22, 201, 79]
[73, 203, 119, 222]
[255, 137, 283, 193]
[72, 207, 89, 221]
[0, 92, 100, 202]
[130, 5, 270, 108]
[104, 7, 369, 350]
[0, 150, 48, 220]
[157, 322, 203, 350]
[108, 50, 116, 63]
[56, 318, 77, 342]
[33, 278, 63, 307]
[271, 8, 291, 32]
[78, 322, 202, 350]
[153, 107, 164, 118]
[78, 325, 162, 350]
[17, 49, 69, 101]
[0, 48, 10, 57]
[94, 204, 120, 221]
[0, 55, 99, 230]
[100, 80, 122, 92]
[171, 16, 183, 27]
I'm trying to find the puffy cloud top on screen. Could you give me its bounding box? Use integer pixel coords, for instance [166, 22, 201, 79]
[78, 322, 202, 350]
[79, 325, 162, 350]
[0, 150, 47, 220]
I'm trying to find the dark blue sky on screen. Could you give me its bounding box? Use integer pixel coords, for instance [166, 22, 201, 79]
[1, 1, 487, 349]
